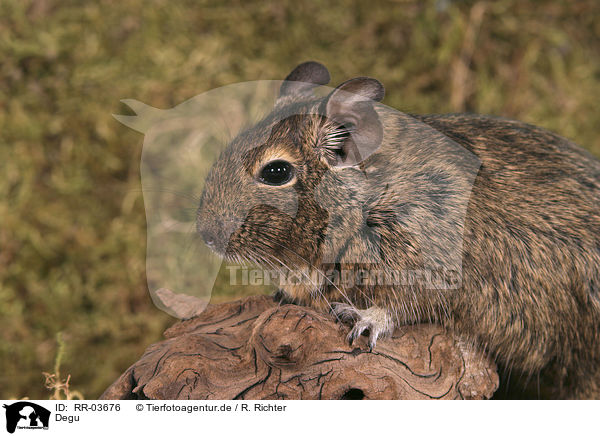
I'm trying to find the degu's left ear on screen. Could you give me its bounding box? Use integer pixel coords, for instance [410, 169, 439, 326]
[279, 61, 331, 98]
[321, 77, 385, 167]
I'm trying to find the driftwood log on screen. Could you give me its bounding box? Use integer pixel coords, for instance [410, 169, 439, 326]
[101, 295, 499, 400]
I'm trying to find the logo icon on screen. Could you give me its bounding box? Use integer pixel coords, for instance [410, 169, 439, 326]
[3, 402, 50, 434]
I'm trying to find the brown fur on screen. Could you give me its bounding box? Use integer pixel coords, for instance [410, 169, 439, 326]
[197, 63, 600, 398]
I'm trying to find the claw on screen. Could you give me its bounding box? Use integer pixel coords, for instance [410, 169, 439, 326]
[367, 329, 381, 351]
[331, 304, 395, 351]
[330, 302, 361, 323]
[346, 321, 369, 345]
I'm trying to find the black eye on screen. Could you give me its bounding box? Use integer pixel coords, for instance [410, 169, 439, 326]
[259, 160, 294, 186]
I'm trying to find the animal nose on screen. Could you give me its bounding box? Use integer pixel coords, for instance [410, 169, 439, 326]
[199, 228, 217, 248]
[197, 216, 240, 254]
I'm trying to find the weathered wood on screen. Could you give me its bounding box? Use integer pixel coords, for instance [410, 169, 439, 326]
[100, 295, 499, 400]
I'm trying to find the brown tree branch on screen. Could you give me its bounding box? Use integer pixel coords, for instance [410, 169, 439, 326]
[100, 295, 498, 400]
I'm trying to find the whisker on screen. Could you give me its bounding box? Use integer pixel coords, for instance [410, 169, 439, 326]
[256, 249, 341, 315]
[264, 239, 357, 308]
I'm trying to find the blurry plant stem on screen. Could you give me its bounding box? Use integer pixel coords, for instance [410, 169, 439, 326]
[42, 332, 84, 400]
[450, 2, 487, 111]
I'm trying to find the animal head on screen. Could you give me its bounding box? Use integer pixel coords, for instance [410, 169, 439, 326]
[195, 61, 387, 270]
[113, 61, 481, 310]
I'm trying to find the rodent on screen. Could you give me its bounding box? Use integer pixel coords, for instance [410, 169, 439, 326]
[196, 61, 600, 399]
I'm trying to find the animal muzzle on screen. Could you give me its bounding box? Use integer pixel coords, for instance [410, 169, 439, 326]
[196, 215, 241, 256]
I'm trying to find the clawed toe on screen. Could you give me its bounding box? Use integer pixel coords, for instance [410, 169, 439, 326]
[330, 302, 361, 323]
[331, 304, 394, 351]
[346, 320, 373, 346]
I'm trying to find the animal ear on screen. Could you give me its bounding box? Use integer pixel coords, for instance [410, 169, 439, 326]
[279, 61, 331, 97]
[321, 77, 385, 167]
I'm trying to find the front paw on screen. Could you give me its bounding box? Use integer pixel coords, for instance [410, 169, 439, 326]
[331, 303, 394, 351]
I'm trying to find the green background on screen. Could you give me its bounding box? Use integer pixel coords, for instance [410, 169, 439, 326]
[1, 0, 598, 399]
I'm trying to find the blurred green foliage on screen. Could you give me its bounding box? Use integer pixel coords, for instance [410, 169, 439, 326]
[0, 0, 598, 399]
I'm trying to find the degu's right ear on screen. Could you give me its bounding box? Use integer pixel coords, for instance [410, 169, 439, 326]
[279, 61, 331, 98]
[320, 77, 385, 167]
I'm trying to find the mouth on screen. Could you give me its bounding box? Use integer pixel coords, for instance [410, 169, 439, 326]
[198, 235, 225, 257]
[197, 233, 250, 264]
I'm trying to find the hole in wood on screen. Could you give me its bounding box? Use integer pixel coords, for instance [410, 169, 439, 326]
[340, 388, 365, 400]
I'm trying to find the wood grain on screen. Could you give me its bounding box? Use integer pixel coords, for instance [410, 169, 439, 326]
[101, 295, 499, 400]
